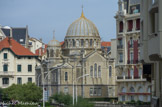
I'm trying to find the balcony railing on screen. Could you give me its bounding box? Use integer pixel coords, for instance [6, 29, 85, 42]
[119, 60, 123, 63]
[0, 71, 14, 77]
[116, 75, 146, 82]
[117, 45, 123, 49]
[119, 29, 123, 33]
[127, 29, 133, 32]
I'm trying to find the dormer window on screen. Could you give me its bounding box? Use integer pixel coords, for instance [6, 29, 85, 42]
[20, 39, 24, 42]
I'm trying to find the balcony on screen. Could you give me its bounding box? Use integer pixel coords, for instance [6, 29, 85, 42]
[116, 75, 146, 82]
[0, 71, 14, 77]
[119, 60, 123, 63]
[129, 44, 133, 48]
[117, 45, 123, 49]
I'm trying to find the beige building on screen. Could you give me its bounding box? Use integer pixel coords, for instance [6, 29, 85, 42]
[29, 37, 45, 54]
[36, 10, 117, 100]
[0, 37, 40, 88]
[115, 0, 151, 102]
[140, 0, 162, 106]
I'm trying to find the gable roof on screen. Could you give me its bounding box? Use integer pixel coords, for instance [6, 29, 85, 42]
[0, 37, 36, 56]
[1, 27, 27, 45]
[101, 41, 111, 47]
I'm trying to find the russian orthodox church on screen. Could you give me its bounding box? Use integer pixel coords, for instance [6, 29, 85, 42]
[36, 9, 117, 100]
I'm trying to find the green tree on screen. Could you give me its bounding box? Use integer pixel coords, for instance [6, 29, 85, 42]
[49, 92, 72, 106]
[50, 93, 94, 107]
[3, 82, 42, 102]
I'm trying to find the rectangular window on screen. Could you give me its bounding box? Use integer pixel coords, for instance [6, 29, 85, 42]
[119, 53, 123, 62]
[128, 20, 133, 31]
[130, 52, 134, 64]
[98, 88, 102, 96]
[2, 78, 9, 85]
[17, 65, 21, 72]
[3, 65, 8, 72]
[94, 88, 97, 95]
[28, 77, 32, 82]
[81, 39, 84, 47]
[65, 72, 68, 81]
[4, 53, 7, 59]
[28, 65, 32, 72]
[64, 87, 68, 94]
[136, 19, 140, 30]
[90, 88, 93, 96]
[17, 77, 22, 84]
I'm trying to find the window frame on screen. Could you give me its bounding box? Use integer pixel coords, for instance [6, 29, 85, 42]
[28, 65, 32, 72]
[3, 64, 8, 72]
[17, 77, 22, 84]
[17, 64, 21, 72]
[4, 53, 8, 59]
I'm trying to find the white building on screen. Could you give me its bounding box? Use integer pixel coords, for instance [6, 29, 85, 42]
[0, 37, 40, 88]
[114, 0, 151, 102]
[29, 37, 45, 54]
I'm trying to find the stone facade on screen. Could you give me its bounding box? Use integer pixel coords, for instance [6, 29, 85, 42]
[114, 0, 151, 102]
[36, 10, 117, 100]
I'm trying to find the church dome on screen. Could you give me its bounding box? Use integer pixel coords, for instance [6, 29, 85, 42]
[48, 37, 60, 47]
[66, 11, 99, 37]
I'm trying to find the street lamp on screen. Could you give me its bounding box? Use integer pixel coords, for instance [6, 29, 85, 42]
[75, 74, 89, 104]
[42, 61, 65, 107]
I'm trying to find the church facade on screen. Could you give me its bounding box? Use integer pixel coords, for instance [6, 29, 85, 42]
[36, 10, 117, 100]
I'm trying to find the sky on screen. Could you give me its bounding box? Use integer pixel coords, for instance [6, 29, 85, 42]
[0, 0, 118, 43]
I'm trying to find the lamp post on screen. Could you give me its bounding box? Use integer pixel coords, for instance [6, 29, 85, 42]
[42, 60, 65, 107]
[75, 74, 89, 104]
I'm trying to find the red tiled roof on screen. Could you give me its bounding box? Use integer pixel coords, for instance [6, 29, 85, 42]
[35, 44, 47, 56]
[101, 42, 111, 47]
[0, 37, 36, 56]
[60, 41, 64, 46]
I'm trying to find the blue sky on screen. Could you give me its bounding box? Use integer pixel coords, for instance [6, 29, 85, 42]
[0, 0, 118, 43]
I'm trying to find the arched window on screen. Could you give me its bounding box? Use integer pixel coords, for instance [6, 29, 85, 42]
[50, 49, 54, 57]
[72, 39, 75, 47]
[81, 39, 84, 47]
[94, 63, 97, 77]
[109, 66, 112, 77]
[65, 72, 68, 81]
[98, 66, 101, 77]
[122, 87, 126, 93]
[138, 87, 144, 101]
[147, 87, 151, 93]
[90, 39, 93, 47]
[130, 87, 135, 93]
[121, 87, 126, 101]
[90, 66, 93, 77]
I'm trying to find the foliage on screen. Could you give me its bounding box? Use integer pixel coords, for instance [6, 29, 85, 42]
[50, 93, 94, 107]
[69, 96, 94, 107]
[49, 92, 72, 106]
[2, 82, 42, 102]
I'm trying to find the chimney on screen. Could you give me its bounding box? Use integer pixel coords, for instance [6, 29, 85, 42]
[10, 28, 13, 38]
